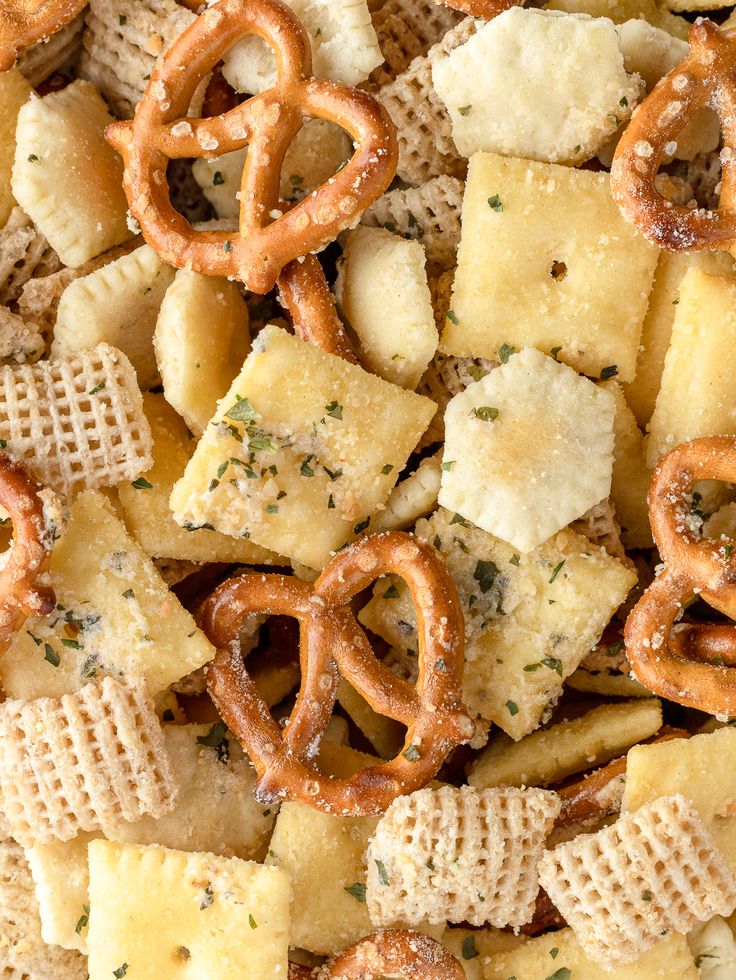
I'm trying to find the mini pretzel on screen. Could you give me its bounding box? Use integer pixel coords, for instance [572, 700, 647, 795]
[0, 0, 86, 72]
[611, 20, 736, 255]
[439, 0, 520, 18]
[278, 256, 358, 363]
[625, 436, 736, 714]
[0, 452, 56, 653]
[202, 531, 474, 816]
[105, 0, 398, 295]
[322, 931, 465, 979]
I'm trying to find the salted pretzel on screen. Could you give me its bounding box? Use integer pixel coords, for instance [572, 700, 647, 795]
[625, 436, 736, 714]
[0, 452, 57, 653]
[202, 531, 474, 816]
[322, 931, 465, 979]
[278, 256, 358, 363]
[439, 0, 520, 17]
[0, 0, 86, 72]
[105, 0, 398, 296]
[612, 20, 736, 255]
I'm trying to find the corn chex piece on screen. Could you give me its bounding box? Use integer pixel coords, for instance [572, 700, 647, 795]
[0, 343, 152, 497]
[439, 347, 616, 552]
[15, 11, 86, 87]
[443, 152, 659, 380]
[361, 175, 464, 270]
[484, 927, 699, 979]
[0, 68, 32, 229]
[53, 245, 175, 391]
[12, 80, 131, 267]
[367, 785, 560, 928]
[170, 325, 436, 570]
[0, 489, 215, 701]
[221, 0, 381, 93]
[0, 837, 88, 978]
[539, 795, 736, 966]
[119, 394, 278, 564]
[646, 268, 736, 468]
[370, 0, 462, 86]
[87, 841, 289, 979]
[79, 0, 197, 118]
[433, 9, 641, 165]
[360, 508, 635, 738]
[0, 207, 60, 308]
[337, 226, 437, 389]
[0, 674, 177, 847]
[376, 19, 476, 186]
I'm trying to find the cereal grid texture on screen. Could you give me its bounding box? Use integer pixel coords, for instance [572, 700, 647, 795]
[0, 207, 60, 307]
[0, 342, 152, 496]
[0, 674, 178, 846]
[370, 0, 462, 86]
[538, 794, 736, 965]
[367, 784, 560, 927]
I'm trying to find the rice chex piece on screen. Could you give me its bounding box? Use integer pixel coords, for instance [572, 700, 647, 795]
[0, 836, 87, 978]
[416, 349, 494, 448]
[16, 11, 86, 87]
[375, 19, 476, 185]
[0, 305, 44, 364]
[370, 0, 463, 86]
[0, 342, 152, 497]
[0, 675, 178, 847]
[538, 795, 736, 966]
[362, 175, 464, 269]
[0, 207, 61, 308]
[570, 497, 627, 563]
[366, 784, 560, 928]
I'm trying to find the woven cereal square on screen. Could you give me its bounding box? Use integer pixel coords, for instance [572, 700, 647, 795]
[0, 207, 61, 308]
[538, 794, 736, 966]
[375, 19, 476, 186]
[0, 675, 178, 847]
[366, 784, 560, 928]
[362, 175, 464, 270]
[371, 0, 462, 86]
[0, 342, 152, 497]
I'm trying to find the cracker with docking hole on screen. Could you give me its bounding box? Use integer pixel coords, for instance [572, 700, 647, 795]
[359, 507, 635, 739]
[366, 785, 560, 928]
[0, 206, 61, 308]
[11, 80, 132, 267]
[87, 840, 291, 978]
[376, 18, 477, 186]
[336, 226, 438, 389]
[370, 0, 463, 86]
[15, 10, 85, 87]
[0, 68, 32, 229]
[361, 174, 464, 270]
[170, 325, 436, 570]
[0, 343, 152, 497]
[438, 347, 616, 553]
[154, 270, 251, 436]
[0, 674, 178, 847]
[52, 244, 175, 390]
[119, 393, 279, 564]
[0, 488, 216, 701]
[79, 0, 197, 118]
[220, 0, 382, 94]
[538, 795, 736, 966]
[432, 8, 641, 165]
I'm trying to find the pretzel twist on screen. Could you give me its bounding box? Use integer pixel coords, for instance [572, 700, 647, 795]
[322, 931, 466, 979]
[0, 0, 86, 72]
[203, 531, 474, 816]
[105, 0, 398, 296]
[625, 436, 736, 714]
[611, 20, 736, 255]
[0, 452, 56, 652]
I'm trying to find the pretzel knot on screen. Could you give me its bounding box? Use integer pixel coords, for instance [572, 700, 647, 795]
[625, 436, 736, 715]
[612, 20, 736, 254]
[202, 531, 474, 816]
[323, 930, 465, 979]
[0, 452, 57, 653]
[105, 0, 398, 295]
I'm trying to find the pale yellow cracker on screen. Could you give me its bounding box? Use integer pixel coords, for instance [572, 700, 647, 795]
[0, 343, 152, 496]
[0, 206, 60, 308]
[443, 152, 659, 381]
[603, 379, 653, 549]
[0, 674, 177, 847]
[12, 80, 131, 266]
[538, 795, 736, 966]
[0, 489, 216, 700]
[687, 917, 736, 980]
[367, 785, 560, 928]
[87, 841, 290, 979]
[370, 0, 462, 86]
[0, 68, 32, 229]
[53, 244, 176, 390]
[361, 175, 464, 270]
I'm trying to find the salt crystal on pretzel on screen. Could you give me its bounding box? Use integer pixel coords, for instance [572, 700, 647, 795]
[0, 674, 178, 847]
[0, 343, 152, 498]
[366, 784, 560, 928]
[0, 207, 61, 309]
[0, 0, 87, 71]
[539, 795, 736, 966]
[370, 0, 463, 87]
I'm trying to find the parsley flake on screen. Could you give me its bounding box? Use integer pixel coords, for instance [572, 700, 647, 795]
[549, 560, 565, 583]
[200, 885, 214, 910]
[223, 240, 233, 252]
[27, 154, 39, 162]
[498, 342, 516, 364]
[88, 380, 106, 395]
[75, 904, 90, 935]
[506, 699, 519, 716]
[375, 860, 390, 885]
[113, 965, 128, 979]
[300, 455, 315, 477]
[213, 170, 224, 185]
[325, 400, 343, 420]
[131, 477, 153, 490]
[458, 104, 472, 115]
[44, 643, 60, 667]
[462, 936, 479, 960]
[381, 463, 394, 475]
[471, 406, 499, 422]
[122, 588, 134, 599]
[61, 638, 81, 649]
[545, 970, 571, 980]
[354, 517, 371, 534]
[600, 365, 619, 380]
[119, 14, 127, 24]
[383, 584, 400, 599]
[344, 882, 367, 902]
[196, 722, 229, 763]
[509, 554, 520, 566]
[642, 890, 653, 901]
[445, 310, 459, 325]
[249, 914, 257, 929]
[474, 559, 500, 594]
[488, 194, 504, 212]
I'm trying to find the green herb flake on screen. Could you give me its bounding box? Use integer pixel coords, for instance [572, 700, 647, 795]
[131, 477, 153, 490]
[28, 154, 39, 162]
[381, 463, 394, 475]
[382, 221, 396, 232]
[383, 584, 400, 599]
[354, 517, 371, 535]
[403, 745, 420, 762]
[213, 170, 225, 185]
[472, 406, 499, 422]
[375, 860, 390, 885]
[0, 440, 6, 449]
[642, 889, 653, 901]
[695, 954, 718, 968]
[61, 638, 81, 649]
[545, 970, 571, 980]
[498, 342, 516, 363]
[462, 936, 479, 960]
[224, 396, 257, 422]
[542, 656, 563, 676]
[265, 504, 279, 514]
[248, 914, 257, 929]
[44, 643, 60, 667]
[550, 346, 562, 359]
[75, 904, 90, 935]
[506, 699, 519, 716]
[509, 554, 520, 566]
[200, 885, 214, 910]
[196, 722, 229, 764]
[607, 640, 624, 657]
[223, 240, 233, 253]
[325, 400, 343, 420]
[549, 560, 565, 583]
[88, 380, 106, 395]
[119, 14, 127, 24]
[672, 298, 680, 305]
[122, 588, 134, 599]
[550, 948, 559, 959]
[600, 365, 619, 380]
[300, 455, 315, 477]
[445, 310, 459, 325]
[441, 460, 455, 471]
[426, 858, 435, 870]
[619, 95, 628, 107]
[474, 559, 500, 594]
[488, 194, 504, 212]
[524, 663, 541, 672]
[458, 104, 472, 115]
[344, 882, 367, 902]
[327, 494, 335, 509]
